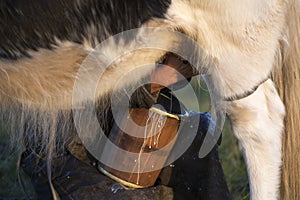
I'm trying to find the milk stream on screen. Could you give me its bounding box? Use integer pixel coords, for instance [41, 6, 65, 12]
[136, 109, 167, 185]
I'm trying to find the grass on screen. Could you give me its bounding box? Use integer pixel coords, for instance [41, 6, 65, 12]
[0, 129, 34, 199]
[0, 77, 249, 199]
[219, 121, 250, 200]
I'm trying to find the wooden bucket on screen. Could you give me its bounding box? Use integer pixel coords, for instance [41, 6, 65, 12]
[98, 107, 180, 188]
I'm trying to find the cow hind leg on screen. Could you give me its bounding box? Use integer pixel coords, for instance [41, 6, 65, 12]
[226, 79, 285, 200]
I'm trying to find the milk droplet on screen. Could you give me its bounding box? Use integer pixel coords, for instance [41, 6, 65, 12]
[111, 183, 124, 194]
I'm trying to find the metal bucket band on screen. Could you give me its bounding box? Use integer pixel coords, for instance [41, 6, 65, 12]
[149, 107, 180, 120]
[98, 166, 147, 189]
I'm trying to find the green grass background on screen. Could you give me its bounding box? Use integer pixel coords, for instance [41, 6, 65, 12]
[0, 77, 249, 199]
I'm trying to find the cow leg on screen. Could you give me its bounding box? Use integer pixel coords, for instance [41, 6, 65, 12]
[226, 79, 285, 199]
